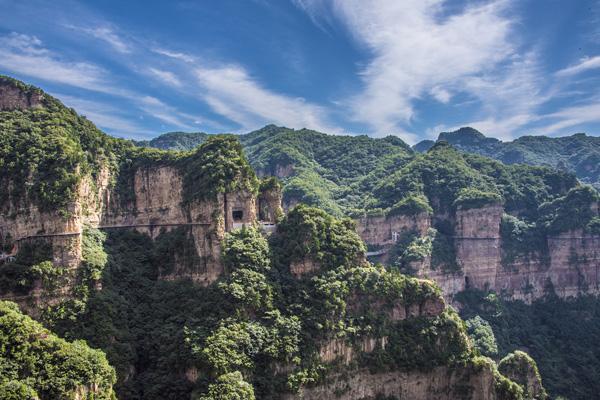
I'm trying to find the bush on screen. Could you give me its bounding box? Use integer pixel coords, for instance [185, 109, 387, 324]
[453, 188, 503, 210]
[0, 301, 116, 399]
[388, 193, 433, 216]
[198, 371, 255, 400]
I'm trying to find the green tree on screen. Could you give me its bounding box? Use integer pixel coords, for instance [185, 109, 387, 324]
[199, 371, 255, 400]
[465, 315, 498, 357]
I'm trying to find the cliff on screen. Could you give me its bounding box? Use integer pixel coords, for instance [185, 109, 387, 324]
[0, 77, 263, 312]
[286, 365, 500, 400]
[358, 199, 600, 302]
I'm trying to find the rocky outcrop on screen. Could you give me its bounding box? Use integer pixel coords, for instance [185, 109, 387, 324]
[285, 365, 500, 400]
[495, 230, 600, 301]
[289, 258, 320, 277]
[455, 204, 503, 292]
[0, 80, 44, 110]
[318, 336, 389, 365]
[257, 185, 283, 223]
[356, 204, 600, 302]
[356, 212, 430, 247]
[498, 351, 547, 400]
[1, 163, 259, 289]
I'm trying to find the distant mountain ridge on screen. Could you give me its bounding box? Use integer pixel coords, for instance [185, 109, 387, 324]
[414, 127, 600, 189]
[140, 125, 414, 216]
[135, 131, 209, 150]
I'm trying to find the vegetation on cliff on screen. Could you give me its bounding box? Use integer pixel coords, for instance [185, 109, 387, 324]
[458, 289, 600, 399]
[143, 124, 592, 225]
[0, 75, 124, 214]
[0, 77, 258, 217]
[0, 300, 116, 400]
[11, 206, 525, 399]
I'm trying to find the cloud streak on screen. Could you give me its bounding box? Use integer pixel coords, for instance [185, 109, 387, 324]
[194, 63, 336, 132]
[556, 55, 600, 77]
[0, 32, 111, 93]
[74, 26, 131, 53]
[148, 67, 182, 87]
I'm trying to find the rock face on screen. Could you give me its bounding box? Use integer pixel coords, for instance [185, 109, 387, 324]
[0, 163, 258, 288]
[356, 212, 430, 246]
[0, 81, 44, 110]
[356, 204, 600, 302]
[285, 366, 499, 400]
[257, 186, 283, 223]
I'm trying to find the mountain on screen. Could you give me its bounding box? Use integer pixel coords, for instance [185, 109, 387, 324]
[142, 125, 414, 216]
[1, 76, 549, 400]
[414, 127, 600, 189]
[133, 120, 600, 400]
[3, 75, 600, 399]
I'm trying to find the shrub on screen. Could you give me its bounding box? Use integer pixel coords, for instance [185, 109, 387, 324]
[387, 193, 433, 216]
[453, 188, 503, 210]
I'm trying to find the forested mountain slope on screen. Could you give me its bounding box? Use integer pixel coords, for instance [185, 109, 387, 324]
[414, 127, 600, 189]
[139, 125, 414, 216]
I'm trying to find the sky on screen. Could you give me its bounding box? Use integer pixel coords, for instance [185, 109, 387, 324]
[0, 0, 599, 143]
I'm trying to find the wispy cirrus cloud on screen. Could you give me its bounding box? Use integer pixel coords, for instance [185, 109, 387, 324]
[57, 94, 150, 138]
[152, 48, 195, 63]
[0, 32, 112, 92]
[137, 95, 203, 130]
[556, 55, 600, 77]
[194, 63, 337, 133]
[539, 100, 600, 134]
[70, 25, 131, 53]
[147, 67, 182, 87]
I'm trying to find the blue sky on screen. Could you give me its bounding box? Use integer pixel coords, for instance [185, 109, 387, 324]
[0, 0, 599, 143]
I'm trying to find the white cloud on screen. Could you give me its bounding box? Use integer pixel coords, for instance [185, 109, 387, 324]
[148, 67, 182, 87]
[137, 96, 202, 130]
[194, 64, 337, 132]
[77, 26, 131, 53]
[0, 32, 111, 92]
[57, 94, 150, 138]
[301, 1, 513, 132]
[152, 48, 195, 63]
[538, 101, 600, 134]
[430, 86, 451, 103]
[295, 0, 535, 142]
[556, 55, 600, 77]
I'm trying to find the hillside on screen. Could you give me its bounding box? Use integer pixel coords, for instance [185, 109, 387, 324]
[133, 110, 600, 399]
[139, 125, 414, 216]
[0, 76, 548, 399]
[414, 127, 600, 189]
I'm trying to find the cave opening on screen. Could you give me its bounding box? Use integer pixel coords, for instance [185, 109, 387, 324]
[232, 210, 244, 222]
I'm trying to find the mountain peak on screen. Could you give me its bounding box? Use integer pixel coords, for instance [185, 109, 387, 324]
[437, 127, 501, 149]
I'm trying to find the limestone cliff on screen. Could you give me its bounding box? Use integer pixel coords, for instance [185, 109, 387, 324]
[286, 365, 499, 400]
[357, 201, 600, 302]
[0, 78, 260, 308]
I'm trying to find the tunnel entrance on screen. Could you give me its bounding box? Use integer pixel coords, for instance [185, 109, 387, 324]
[232, 210, 244, 222]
